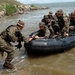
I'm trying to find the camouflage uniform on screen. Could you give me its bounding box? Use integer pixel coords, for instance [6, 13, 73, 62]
[0, 20, 28, 69]
[47, 19, 54, 38]
[69, 12, 75, 31]
[41, 14, 54, 38]
[69, 12, 75, 26]
[37, 22, 50, 39]
[48, 11, 55, 25]
[41, 15, 49, 26]
[53, 10, 69, 34]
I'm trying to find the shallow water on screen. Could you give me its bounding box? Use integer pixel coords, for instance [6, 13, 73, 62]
[0, 3, 75, 75]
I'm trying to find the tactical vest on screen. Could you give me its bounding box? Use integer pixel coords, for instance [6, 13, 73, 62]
[0, 25, 17, 42]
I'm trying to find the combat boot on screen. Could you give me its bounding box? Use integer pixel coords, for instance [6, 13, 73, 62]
[3, 62, 14, 69]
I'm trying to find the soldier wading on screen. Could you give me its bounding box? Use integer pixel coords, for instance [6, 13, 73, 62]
[0, 20, 28, 69]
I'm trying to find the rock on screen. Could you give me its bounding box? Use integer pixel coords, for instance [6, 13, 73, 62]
[29, 6, 48, 10]
[0, 10, 5, 18]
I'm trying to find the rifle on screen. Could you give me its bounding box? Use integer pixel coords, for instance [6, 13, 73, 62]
[15, 31, 23, 49]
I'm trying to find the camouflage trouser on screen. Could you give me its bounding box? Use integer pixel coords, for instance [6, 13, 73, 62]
[0, 36, 15, 64]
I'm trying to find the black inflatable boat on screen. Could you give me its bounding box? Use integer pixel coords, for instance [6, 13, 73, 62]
[24, 31, 75, 54]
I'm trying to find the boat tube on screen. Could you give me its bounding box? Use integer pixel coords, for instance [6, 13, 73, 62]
[24, 31, 75, 54]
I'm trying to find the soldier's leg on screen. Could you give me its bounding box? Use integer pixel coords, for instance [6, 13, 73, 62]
[50, 27, 54, 36]
[3, 46, 15, 69]
[0, 37, 15, 69]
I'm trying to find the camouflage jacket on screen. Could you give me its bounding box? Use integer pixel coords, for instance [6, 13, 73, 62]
[36, 26, 50, 39]
[70, 17, 75, 26]
[53, 15, 70, 33]
[0, 25, 28, 43]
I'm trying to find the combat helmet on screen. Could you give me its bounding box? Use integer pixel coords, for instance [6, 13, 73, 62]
[49, 11, 52, 15]
[44, 15, 48, 19]
[17, 20, 25, 27]
[57, 10, 63, 16]
[39, 22, 45, 27]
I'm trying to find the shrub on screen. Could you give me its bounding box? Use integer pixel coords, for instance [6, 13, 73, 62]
[30, 4, 36, 7]
[5, 4, 17, 15]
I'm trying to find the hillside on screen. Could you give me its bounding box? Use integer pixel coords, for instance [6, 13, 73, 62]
[0, 0, 22, 5]
[0, 0, 23, 10]
[0, 0, 48, 17]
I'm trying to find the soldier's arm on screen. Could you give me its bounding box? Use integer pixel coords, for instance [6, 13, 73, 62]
[45, 27, 50, 39]
[63, 18, 70, 33]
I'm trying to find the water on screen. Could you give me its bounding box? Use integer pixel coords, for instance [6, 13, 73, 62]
[0, 2, 75, 75]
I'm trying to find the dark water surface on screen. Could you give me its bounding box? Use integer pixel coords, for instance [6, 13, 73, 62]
[0, 2, 75, 75]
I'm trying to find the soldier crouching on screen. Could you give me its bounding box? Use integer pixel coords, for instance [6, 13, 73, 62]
[0, 20, 28, 69]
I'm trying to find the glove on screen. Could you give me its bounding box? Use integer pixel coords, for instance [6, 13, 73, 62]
[16, 43, 22, 49]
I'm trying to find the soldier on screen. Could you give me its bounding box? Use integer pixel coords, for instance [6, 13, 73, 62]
[69, 12, 75, 30]
[46, 19, 54, 38]
[53, 10, 69, 37]
[0, 20, 28, 69]
[29, 22, 50, 41]
[48, 11, 53, 19]
[41, 15, 49, 26]
[48, 11, 55, 24]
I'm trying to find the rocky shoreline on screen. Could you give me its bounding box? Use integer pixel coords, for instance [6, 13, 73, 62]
[0, 4, 48, 18]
